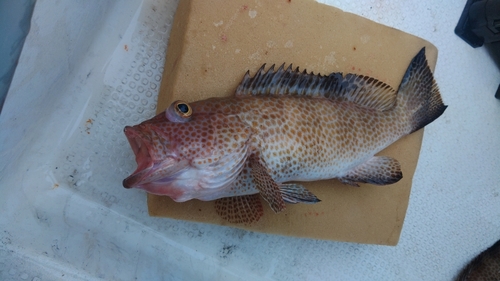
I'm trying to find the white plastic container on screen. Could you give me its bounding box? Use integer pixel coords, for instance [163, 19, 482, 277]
[1, 0, 499, 280]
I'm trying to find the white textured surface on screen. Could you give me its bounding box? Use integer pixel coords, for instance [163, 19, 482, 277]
[1, 0, 499, 280]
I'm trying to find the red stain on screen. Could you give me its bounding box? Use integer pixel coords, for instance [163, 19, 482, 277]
[241, 5, 248, 11]
[173, 57, 179, 68]
[303, 211, 325, 217]
[351, 66, 355, 71]
[124, 44, 128, 51]
[221, 34, 227, 42]
[85, 118, 93, 135]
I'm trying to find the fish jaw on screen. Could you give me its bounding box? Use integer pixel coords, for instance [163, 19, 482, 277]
[122, 125, 188, 193]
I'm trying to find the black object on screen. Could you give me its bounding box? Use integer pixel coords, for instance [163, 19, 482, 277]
[455, 0, 500, 99]
[455, 0, 500, 47]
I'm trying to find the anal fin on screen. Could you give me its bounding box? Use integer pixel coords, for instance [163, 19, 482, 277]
[214, 194, 263, 224]
[249, 157, 286, 213]
[340, 156, 402, 186]
[280, 183, 321, 204]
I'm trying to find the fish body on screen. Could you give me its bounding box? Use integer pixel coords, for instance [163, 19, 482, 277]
[123, 48, 446, 223]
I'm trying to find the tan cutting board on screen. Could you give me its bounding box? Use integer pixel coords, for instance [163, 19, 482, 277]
[148, 0, 437, 245]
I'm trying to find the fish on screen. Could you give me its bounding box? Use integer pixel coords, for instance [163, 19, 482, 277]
[122, 48, 446, 224]
[456, 239, 500, 281]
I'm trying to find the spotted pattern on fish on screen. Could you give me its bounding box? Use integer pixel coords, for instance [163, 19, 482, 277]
[215, 194, 263, 224]
[190, 96, 406, 185]
[456, 239, 500, 281]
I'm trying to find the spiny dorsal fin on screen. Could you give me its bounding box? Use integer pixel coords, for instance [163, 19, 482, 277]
[236, 63, 397, 111]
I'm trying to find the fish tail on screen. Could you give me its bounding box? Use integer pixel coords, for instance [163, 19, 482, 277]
[396, 48, 447, 134]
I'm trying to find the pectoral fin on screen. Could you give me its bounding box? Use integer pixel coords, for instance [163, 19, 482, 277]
[214, 194, 264, 224]
[249, 157, 286, 213]
[340, 156, 402, 186]
[280, 184, 321, 204]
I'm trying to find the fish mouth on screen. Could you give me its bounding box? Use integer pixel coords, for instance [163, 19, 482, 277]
[122, 126, 177, 189]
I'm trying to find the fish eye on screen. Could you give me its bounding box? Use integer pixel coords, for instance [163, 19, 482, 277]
[176, 102, 190, 115]
[174, 101, 192, 117]
[166, 100, 192, 123]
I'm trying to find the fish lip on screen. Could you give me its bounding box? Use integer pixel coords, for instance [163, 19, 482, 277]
[123, 174, 140, 189]
[123, 126, 176, 189]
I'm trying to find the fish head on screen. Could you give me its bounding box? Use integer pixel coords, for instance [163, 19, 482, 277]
[123, 100, 252, 202]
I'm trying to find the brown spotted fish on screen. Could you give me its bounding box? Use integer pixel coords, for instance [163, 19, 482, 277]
[123, 48, 446, 223]
[456, 240, 500, 281]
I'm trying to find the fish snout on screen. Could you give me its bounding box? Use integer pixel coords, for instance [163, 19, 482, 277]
[123, 125, 139, 138]
[122, 178, 133, 189]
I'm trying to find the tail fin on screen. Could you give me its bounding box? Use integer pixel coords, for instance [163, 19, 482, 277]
[397, 48, 447, 134]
